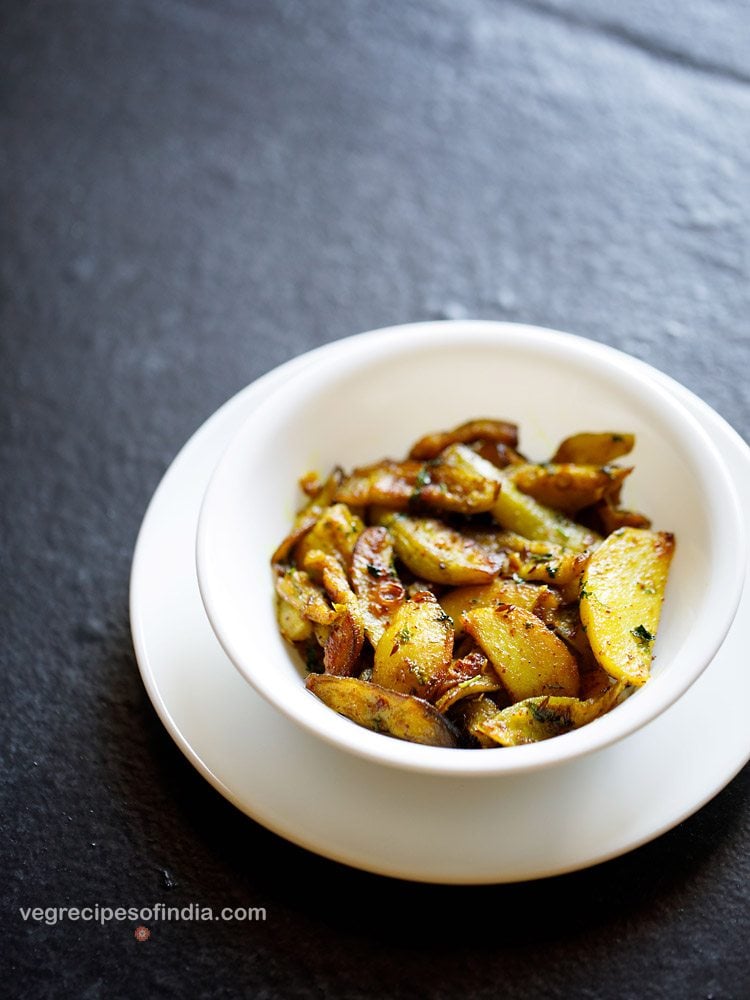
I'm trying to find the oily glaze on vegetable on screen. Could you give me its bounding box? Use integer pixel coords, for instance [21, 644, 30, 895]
[579, 527, 675, 686]
[271, 418, 675, 749]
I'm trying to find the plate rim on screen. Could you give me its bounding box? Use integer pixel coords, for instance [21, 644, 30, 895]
[130, 321, 750, 883]
[194, 320, 745, 777]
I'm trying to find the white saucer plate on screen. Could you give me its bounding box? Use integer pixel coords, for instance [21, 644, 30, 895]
[130, 323, 750, 884]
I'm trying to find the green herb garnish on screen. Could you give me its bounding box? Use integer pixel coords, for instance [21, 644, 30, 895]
[631, 624, 654, 644]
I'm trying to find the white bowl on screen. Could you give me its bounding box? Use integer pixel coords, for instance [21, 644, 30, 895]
[196, 321, 746, 776]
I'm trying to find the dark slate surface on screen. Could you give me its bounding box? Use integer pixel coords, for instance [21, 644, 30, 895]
[3, 1, 749, 996]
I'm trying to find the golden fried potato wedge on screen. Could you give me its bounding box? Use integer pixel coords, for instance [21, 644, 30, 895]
[439, 579, 559, 633]
[469, 682, 626, 746]
[409, 418, 519, 460]
[552, 432, 635, 465]
[579, 527, 675, 686]
[463, 603, 579, 701]
[377, 511, 500, 585]
[513, 463, 632, 514]
[372, 592, 454, 699]
[351, 526, 406, 646]
[295, 503, 364, 573]
[306, 674, 458, 747]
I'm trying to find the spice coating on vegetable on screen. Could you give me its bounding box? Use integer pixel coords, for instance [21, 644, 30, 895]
[272, 420, 675, 747]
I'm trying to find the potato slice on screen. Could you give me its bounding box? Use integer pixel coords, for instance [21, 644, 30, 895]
[351, 526, 406, 646]
[275, 597, 314, 643]
[513, 463, 632, 514]
[377, 511, 499, 585]
[409, 418, 519, 460]
[274, 566, 337, 625]
[470, 682, 626, 746]
[425, 442, 504, 512]
[295, 503, 364, 573]
[372, 592, 453, 699]
[588, 498, 652, 535]
[508, 549, 590, 591]
[552, 432, 635, 465]
[306, 674, 458, 747]
[335, 448, 499, 515]
[465, 528, 590, 594]
[471, 440, 526, 469]
[579, 527, 675, 686]
[271, 468, 343, 564]
[439, 579, 559, 634]
[463, 604, 579, 701]
[335, 459, 421, 509]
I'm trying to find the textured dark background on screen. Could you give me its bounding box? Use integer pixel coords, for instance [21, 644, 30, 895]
[3, 1, 749, 996]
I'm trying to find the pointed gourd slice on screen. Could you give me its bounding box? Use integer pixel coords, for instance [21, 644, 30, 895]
[469, 682, 626, 746]
[376, 510, 499, 585]
[351, 526, 406, 647]
[445, 447, 599, 552]
[305, 675, 458, 747]
[512, 462, 632, 514]
[552, 432, 635, 465]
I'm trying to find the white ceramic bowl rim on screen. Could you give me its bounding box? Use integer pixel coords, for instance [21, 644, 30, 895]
[197, 321, 746, 776]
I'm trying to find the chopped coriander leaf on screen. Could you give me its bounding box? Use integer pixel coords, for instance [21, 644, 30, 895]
[415, 466, 432, 488]
[631, 624, 654, 644]
[408, 465, 433, 505]
[529, 701, 572, 728]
